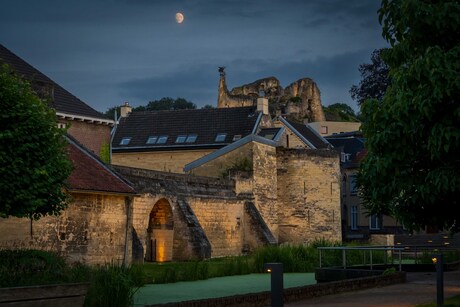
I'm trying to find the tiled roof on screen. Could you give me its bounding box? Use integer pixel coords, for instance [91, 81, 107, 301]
[66, 136, 136, 194]
[112, 107, 260, 151]
[0, 44, 108, 121]
[283, 119, 330, 149]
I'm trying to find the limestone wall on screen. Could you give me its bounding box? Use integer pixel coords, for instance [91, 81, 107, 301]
[112, 149, 214, 173]
[0, 193, 131, 265]
[277, 148, 342, 243]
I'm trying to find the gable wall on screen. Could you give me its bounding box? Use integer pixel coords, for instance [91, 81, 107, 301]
[62, 120, 111, 157]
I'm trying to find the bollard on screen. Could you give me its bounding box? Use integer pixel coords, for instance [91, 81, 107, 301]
[264, 263, 284, 307]
[432, 254, 444, 307]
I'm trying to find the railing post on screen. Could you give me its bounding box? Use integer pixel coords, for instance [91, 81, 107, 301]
[370, 250, 373, 270]
[342, 249, 346, 269]
[319, 249, 322, 268]
[399, 249, 402, 271]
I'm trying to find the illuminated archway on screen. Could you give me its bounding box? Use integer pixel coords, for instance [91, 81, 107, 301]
[146, 199, 174, 262]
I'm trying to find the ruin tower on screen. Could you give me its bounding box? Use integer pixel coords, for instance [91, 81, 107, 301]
[284, 78, 326, 122]
[217, 67, 254, 108]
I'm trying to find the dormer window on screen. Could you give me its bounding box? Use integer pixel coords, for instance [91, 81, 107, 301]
[157, 135, 168, 144]
[120, 137, 131, 145]
[232, 135, 242, 141]
[146, 136, 158, 144]
[215, 133, 227, 142]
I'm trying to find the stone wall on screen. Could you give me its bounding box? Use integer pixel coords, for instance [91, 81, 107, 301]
[0, 193, 132, 265]
[62, 120, 111, 158]
[276, 148, 342, 243]
[112, 149, 214, 173]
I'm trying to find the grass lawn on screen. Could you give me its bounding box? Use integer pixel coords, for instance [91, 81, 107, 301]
[134, 273, 315, 306]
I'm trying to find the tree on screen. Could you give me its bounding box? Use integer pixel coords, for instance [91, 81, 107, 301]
[358, 0, 460, 232]
[323, 103, 360, 122]
[350, 49, 390, 105]
[0, 64, 73, 219]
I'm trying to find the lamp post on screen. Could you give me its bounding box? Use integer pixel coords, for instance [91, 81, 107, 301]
[264, 263, 284, 307]
[432, 254, 444, 307]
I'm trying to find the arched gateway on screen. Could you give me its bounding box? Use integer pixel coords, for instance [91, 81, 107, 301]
[146, 199, 174, 262]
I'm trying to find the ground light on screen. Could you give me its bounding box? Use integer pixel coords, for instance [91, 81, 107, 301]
[264, 263, 283, 307]
[432, 254, 444, 307]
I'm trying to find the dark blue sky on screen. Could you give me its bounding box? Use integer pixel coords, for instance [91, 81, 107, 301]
[0, 0, 387, 113]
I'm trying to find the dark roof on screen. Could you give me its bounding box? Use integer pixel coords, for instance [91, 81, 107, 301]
[112, 107, 260, 152]
[0, 44, 108, 121]
[284, 119, 330, 149]
[258, 128, 281, 140]
[326, 137, 365, 162]
[66, 136, 136, 194]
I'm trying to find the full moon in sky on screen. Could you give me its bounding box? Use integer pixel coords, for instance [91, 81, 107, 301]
[175, 12, 184, 24]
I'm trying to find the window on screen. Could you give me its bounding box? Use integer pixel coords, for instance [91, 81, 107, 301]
[119, 137, 131, 145]
[215, 133, 227, 142]
[185, 134, 197, 143]
[157, 135, 168, 144]
[341, 152, 351, 162]
[232, 135, 242, 141]
[369, 215, 381, 230]
[57, 123, 66, 129]
[175, 135, 187, 143]
[320, 126, 328, 134]
[146, 136, 158, 144]
[351, 206, 358, 230]
[349, 175, 358, 195]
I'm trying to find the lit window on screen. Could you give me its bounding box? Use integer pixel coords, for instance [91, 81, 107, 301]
[320, 126, 328, 134]
[146, 136, 158, 144]
[186, 134, 197, 143]
[232, 135, 242, 141]
[215, 133, 227, 142]
[175, 135, 187, 143]
[157, 135, 168, 144]
[120, 137, 131, 145]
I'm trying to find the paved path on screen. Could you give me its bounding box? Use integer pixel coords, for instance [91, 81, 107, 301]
[286, 270, 460, 307]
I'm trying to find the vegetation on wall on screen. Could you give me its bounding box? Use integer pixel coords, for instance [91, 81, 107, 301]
[0, 64, 73, 219]
[220, 157, 253, 178]
[358, 0, 460, 232]
[323, 103, 360, 122]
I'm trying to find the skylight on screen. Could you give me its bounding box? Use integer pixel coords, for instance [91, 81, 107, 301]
[175, 135, 187, 143]
[146, 136, 158, 144]
[215, 133, 227, 142]
[157, 135, 168, 144]
[186, 134, 197, 143]
[232, 135, 242, 141]
[120, 137, 131, 145]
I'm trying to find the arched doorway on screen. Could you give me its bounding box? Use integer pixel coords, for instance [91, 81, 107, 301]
[146, 199, 174, 262]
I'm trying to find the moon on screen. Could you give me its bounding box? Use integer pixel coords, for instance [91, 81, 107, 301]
[175, 12, 184, 24]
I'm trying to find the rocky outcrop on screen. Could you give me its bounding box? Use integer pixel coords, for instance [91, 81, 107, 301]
[217, 68, 325, 123]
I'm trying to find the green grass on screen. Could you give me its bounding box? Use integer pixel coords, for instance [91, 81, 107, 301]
[415, 294, 460, 307]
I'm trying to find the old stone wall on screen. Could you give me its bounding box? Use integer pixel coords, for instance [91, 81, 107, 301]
[62, 120, 111, 157]
[276, 148, 342, 243]
[112, 149, 214, 173]
[0, 193, 131, 265]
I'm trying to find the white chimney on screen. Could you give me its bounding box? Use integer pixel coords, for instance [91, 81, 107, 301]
[120, 102, 132, 117]
[257, 97, 269, 115]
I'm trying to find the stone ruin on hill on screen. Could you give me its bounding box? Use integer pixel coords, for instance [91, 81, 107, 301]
[217, 67, 326, 123]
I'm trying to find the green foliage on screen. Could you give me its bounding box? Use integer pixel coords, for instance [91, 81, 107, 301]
[84, 262, 143, 307]
[99, 142, 111, 164]
[323, 103, 360, 122]
[201, 104, 215, 109]
[220, 157, 253, 179]
[0, 249, 90, 287]
[0, 64, 73, 219]
[358, 0, 460, 232]
[289, 96, 302, 103]
[383, 267, 396, 275]
[350, 48, 390, 105]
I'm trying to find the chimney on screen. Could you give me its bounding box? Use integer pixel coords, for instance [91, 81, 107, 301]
[120, 102, 132, 117]
[257, 97, 269, 115]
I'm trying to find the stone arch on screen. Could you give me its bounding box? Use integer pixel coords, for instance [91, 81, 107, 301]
[146, 198, 174, 262]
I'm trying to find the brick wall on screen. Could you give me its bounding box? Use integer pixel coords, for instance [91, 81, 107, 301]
[277, 148, 342, 243]
[62, 120, 111, 157]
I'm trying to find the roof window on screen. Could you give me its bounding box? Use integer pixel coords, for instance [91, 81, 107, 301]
[215, 133, 227, 142]
[232, 135, 242, 141]
[157, 135, 168, 144]
[120, 137, 131, 145]
[186, 134, 198, 143]
[146, 136, 158, 144]
[175, 135, 187, 143]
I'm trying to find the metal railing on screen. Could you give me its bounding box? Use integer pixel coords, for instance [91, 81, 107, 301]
[317, 246, 406, 271]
